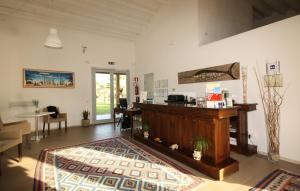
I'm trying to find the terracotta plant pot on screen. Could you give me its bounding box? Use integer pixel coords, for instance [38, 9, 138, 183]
[193, 150, 202, 161]
[143, 131, 149, 138]
[82, 119, 90, 127]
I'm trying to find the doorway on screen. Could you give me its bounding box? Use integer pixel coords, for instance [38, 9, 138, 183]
[92, 69, 129, 123]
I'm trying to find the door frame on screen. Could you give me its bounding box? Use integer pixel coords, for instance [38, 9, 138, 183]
[91, 68, 130, 124]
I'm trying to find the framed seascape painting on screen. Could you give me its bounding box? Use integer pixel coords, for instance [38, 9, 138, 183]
[23, 69, 75, 88]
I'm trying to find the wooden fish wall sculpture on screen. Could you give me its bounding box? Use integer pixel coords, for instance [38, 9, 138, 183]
[178, 62, 240, 84]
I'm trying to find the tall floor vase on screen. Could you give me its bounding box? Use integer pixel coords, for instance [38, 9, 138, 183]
[266, 108, 280, 162]
[255, 67, 285, 162]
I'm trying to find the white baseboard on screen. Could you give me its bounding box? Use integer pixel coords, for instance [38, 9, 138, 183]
[257, 151, 300, 165]
[280, 156, 300, 165]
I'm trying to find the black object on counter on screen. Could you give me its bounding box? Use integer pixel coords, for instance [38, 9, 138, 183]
[164, 94, 185, 103]
[136, 96, 140, 103]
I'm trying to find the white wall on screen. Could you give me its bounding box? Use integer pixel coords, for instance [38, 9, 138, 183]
[198, 0, 252, 45]
[0, 18, 135, 127]
[136, 0, 300, 162]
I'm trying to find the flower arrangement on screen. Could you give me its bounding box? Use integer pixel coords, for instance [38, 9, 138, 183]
[32, 99, 40, 113]
[32, 99, 39, 108]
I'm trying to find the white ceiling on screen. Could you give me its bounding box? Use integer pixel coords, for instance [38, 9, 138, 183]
[0, 0, 168, 41]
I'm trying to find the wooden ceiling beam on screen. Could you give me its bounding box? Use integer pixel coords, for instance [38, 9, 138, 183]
[1, 10, 137, 41]
[284, 0, 300, 12]
[1, 0, 151, 27]
[251, 0, 274, 17]
[108, 0, 159, 15]
[35, 0, 151, 25]
[36, 0, 145, 31]
[0, 0, 147, 33]
[153, 0, 169, 4]
[252, 7, 265, 19]
[263, 0, 290, 14]
[83, 0, 153, 22]
[0, 4, 141, 37]
[0, 0, 164, 41]
[129, 0, 163, 10]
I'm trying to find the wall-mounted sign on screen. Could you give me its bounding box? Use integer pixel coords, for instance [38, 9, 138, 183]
[178, 62, 240, 84]
[266, 61, 280, 75]
[264, 60, 282, 87]
[23, 68, 75, 88]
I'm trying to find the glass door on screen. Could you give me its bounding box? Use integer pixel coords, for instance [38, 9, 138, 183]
[92, 69, 129, 124]
[114, 73, 128, 108]
[95, 72, 112, 121]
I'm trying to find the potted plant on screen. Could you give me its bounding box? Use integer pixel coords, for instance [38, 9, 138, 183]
[142, 121, 150, 138]
[193, 136, 209, 161]
[82, 110, 90, 127]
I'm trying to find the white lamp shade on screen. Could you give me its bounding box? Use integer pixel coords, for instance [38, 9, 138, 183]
[44, 28, 62, 48]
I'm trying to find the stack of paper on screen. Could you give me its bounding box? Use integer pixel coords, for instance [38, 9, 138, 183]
[230, 137, 237, 145]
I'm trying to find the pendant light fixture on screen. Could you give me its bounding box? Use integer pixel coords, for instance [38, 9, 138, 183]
[44, 28, 62, 48]
[44, 0, 62, 48]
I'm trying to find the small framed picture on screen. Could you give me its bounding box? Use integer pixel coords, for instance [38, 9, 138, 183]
[266, 61, 280, 75]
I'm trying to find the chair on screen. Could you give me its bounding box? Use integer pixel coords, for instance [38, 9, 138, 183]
[0, 127, 22, 175]
[43, 106, 67, 137]
[117, 98, 130, 129]
[0, 117, 31, 148]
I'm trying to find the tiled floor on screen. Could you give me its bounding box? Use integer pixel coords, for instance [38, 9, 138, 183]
[0, 123, 299, 191]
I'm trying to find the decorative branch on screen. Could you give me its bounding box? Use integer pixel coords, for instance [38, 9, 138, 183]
[242, 66, 248, 103]
[254, 67, 287, 161]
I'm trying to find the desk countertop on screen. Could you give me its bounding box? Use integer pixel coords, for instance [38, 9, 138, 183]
[133, 102, 238, 119]
[134, 102, 238, 110]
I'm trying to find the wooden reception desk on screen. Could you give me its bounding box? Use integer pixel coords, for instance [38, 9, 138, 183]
[134, 102, 239, 180]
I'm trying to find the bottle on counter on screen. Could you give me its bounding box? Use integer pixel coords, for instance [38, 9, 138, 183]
[196, 97, 206, 108]
[184, 96, 188, 104]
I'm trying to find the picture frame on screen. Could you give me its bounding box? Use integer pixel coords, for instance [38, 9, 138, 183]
[266, 61, 280, 75]
[23, 68, 75, 88]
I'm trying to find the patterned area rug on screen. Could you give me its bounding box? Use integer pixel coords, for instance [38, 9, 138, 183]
[34, 137, 205, 191]
[250, 169, 300, 191]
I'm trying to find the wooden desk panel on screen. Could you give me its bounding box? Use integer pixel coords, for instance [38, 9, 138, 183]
[135, 103, 237, 165]
[134, 103, 239, 179]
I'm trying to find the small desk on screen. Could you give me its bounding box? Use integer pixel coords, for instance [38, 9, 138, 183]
[124, 108, 142, 137]
[113, 107, 142, 137]
[17, 112, 54, 142]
